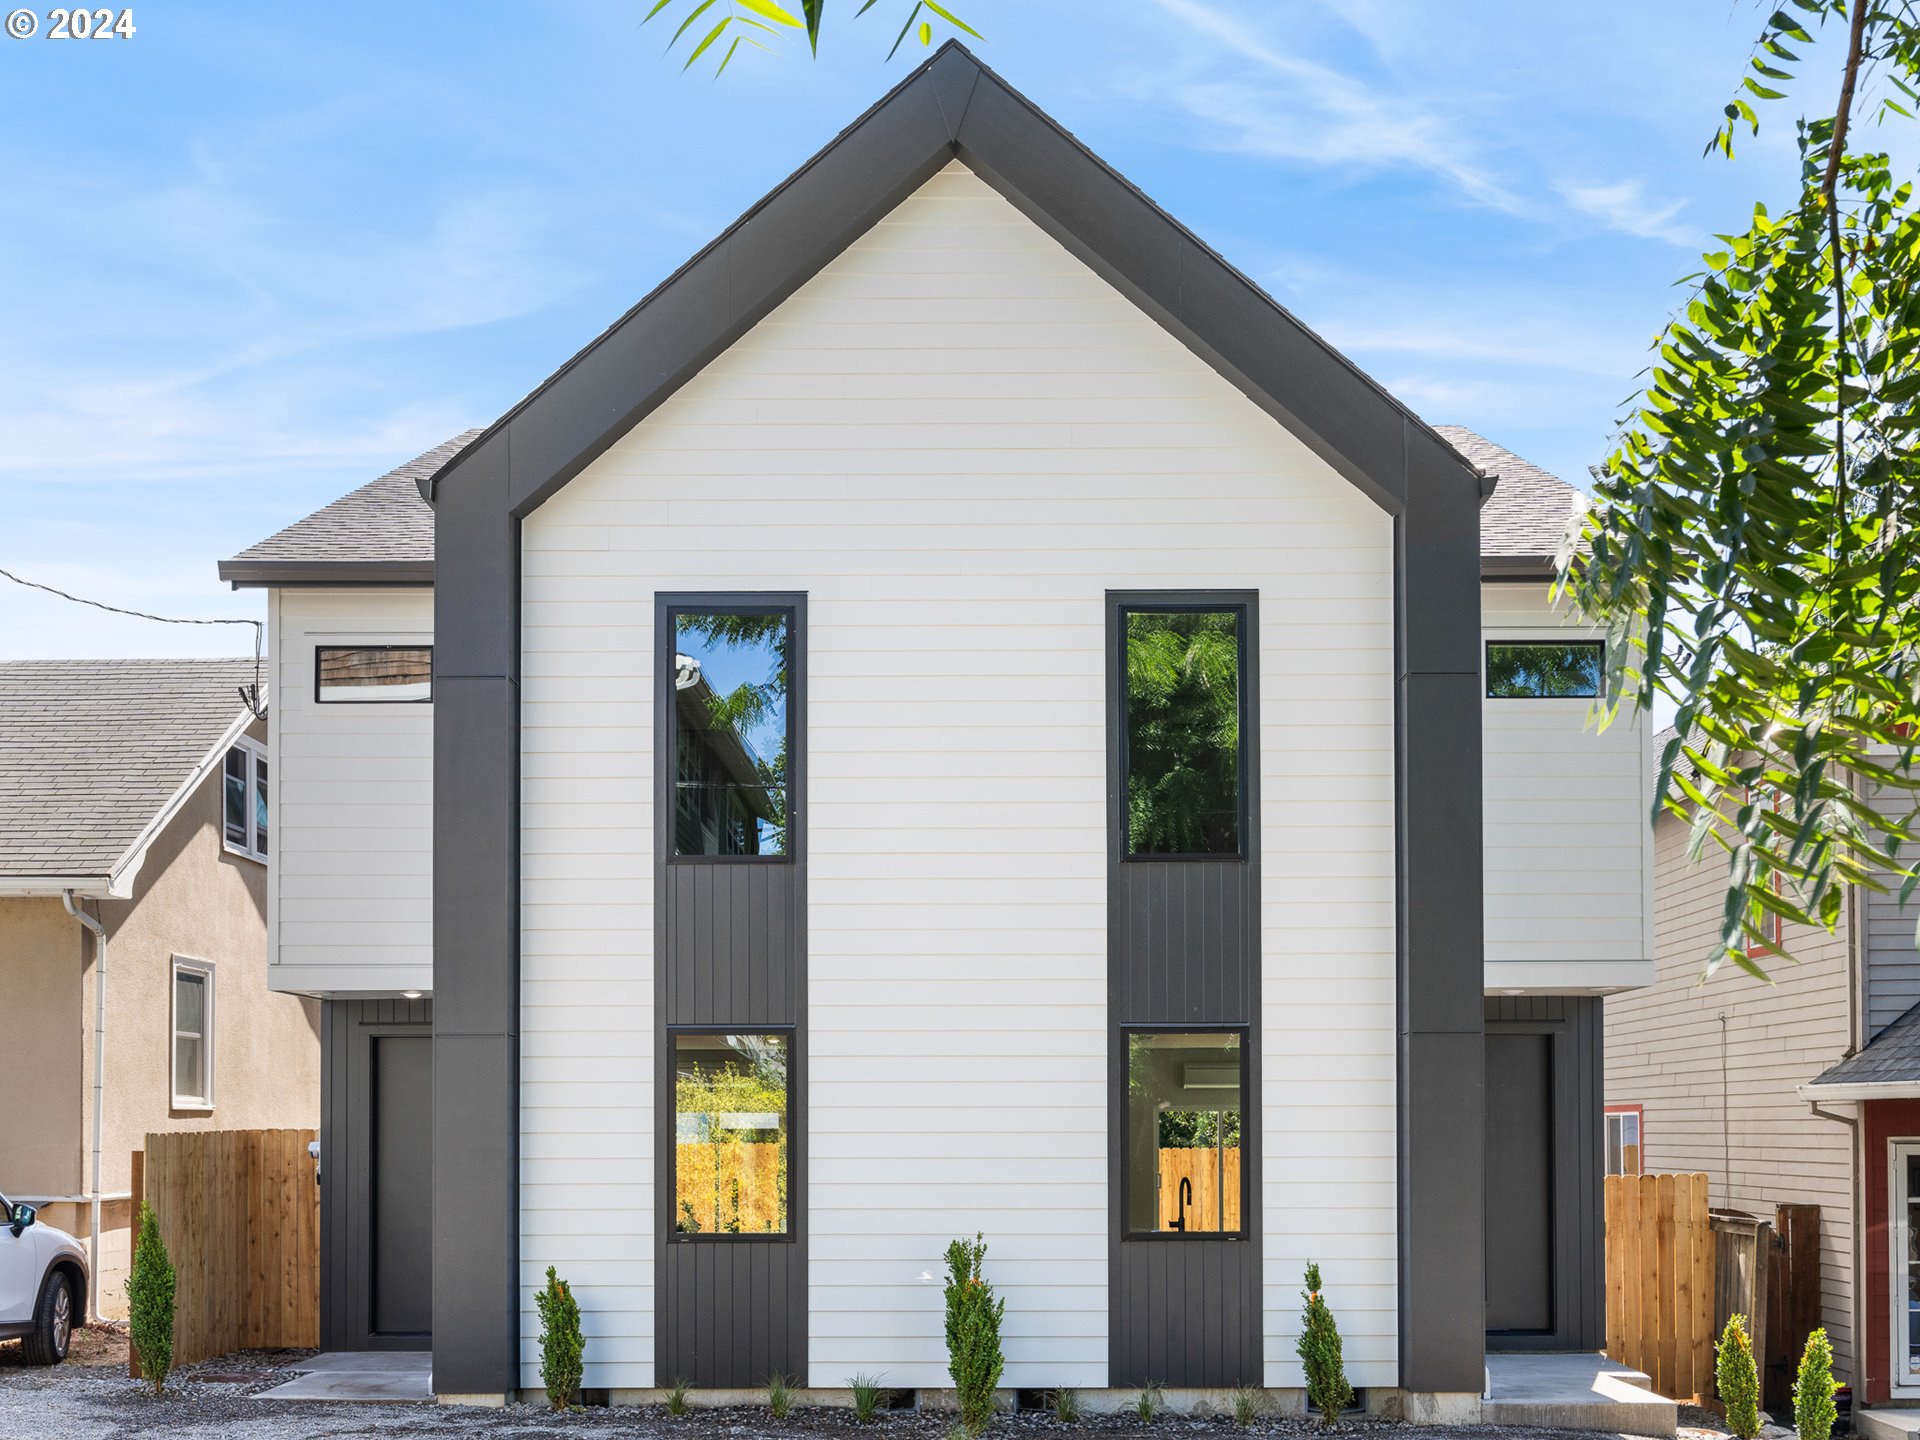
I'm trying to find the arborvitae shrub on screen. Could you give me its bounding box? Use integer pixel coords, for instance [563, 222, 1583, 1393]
[536, 1266, 584, 1410]
[1296, 1263, 1354, 1426]
[1718, 1313, 1761, 1440]
[943, 1234, 1006, 1430]
[126, 1202, 175, 1396]
[1794, 1327, 1839, 1440]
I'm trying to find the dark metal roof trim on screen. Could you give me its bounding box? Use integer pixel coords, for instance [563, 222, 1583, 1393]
[219, 559, 434, 588]
[418, 41, 1480, 519]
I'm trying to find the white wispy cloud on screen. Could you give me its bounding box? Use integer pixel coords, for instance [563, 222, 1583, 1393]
[1555, 178, 1696, 247]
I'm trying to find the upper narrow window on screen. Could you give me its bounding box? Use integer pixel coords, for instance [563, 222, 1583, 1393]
[1605, 1105, 1643, 1176]
[315, 645, 433, 703]
[670, 609, 791, 857]
[1123, 608, 1245, 857]
[1485, 641, 1602, 699]
[223, 739, 268, 863]
[672, 1031, 789, 1236]
[172, 958, 215, 1109]
[1124, 1030, 1245, 1237]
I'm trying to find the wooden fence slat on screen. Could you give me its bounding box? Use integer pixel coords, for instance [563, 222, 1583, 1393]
[132, 1127, 319, 1368]
[1673, 1173, 1698, 1402]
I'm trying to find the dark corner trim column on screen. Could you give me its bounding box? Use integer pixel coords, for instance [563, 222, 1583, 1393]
[431, 430, 522, 1397]
[1395, 425, 1486, 1395]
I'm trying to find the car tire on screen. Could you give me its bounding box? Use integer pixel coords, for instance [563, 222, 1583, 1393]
[19, 1270, 72, 1366]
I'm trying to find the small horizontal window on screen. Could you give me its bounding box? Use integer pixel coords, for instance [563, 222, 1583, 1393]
[316, 646, 433, 703]
[1125, 1029, 1245, 1237]
[673, 1031, 789, 1237]
[1485, 641, 1602, 699]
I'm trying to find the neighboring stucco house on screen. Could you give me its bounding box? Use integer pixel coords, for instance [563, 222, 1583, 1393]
[219, 47, 1651, 1411]
[0, 658, 320, 1317]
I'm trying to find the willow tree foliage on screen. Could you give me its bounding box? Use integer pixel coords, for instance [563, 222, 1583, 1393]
[643, 0, 977, 74]
[1570, 0, 1920, 978]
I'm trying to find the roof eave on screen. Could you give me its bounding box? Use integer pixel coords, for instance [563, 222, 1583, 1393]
[1479, 555, 1560, 582]
[1798, 1078, 1920, 1101]
[219, 558, 435, 589]
[0, 875, 117, 899]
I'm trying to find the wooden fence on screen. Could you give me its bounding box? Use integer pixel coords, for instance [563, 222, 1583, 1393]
[129, 1128, 319, 1373]
[1605, 1172, 1715, 1402]
[1157, 1147, 1242, 1233]
[1765, 1204, 1821, 1412]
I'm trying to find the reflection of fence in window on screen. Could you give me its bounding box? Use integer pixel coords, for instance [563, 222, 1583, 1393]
[675, 1141, 785, 1233]
[316, 646, 433, 703]
[1157, 1147, 1241, 1233]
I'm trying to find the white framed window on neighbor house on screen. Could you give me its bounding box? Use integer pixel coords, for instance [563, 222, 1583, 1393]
[1891, 1140, 1920, 1396]
[222, 737, 268, 862]
[171, 957, 216, 1110]
[1605, 1104, 1643, 1176]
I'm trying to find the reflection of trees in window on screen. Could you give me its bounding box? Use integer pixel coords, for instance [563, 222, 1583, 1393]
[673, 1035, 788, 1234]
[1485, 642, 1602, 699]
[673, 612, 789, 856]
[1125, 611, 1242, 856]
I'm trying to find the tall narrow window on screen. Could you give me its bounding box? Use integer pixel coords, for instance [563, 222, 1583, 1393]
[672, 1032, 790, 1236]
[315, 645, 433, 703]
[1124, 1030, 1245, 1236]
[1123, 608, 1245, 856]
[1605, 1105, 1643, 1176]
[670, 609, 791, 857]
[223, 739, 268, 863]
[172, 959, 215, 1109]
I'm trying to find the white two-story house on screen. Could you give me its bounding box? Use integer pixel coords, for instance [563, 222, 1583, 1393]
[220, 45, 1651, 1414]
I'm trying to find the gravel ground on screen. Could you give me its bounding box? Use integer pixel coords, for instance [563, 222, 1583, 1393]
[0, 1340, 1676, 1440]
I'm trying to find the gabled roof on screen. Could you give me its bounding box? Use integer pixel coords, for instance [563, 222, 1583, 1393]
[0, 658, 262, 896]
[218, 431, 481, 587]
[1434, 426, 1586, 579]
[1806, 1000, 1920, 1095]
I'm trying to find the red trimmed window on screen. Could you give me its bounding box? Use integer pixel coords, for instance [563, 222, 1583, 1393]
[1744, 788, 1785, 959]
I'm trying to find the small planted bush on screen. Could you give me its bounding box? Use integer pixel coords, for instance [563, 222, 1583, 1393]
[851, 1373, 890, 1423]
[126, 1202, 175, 1397]
[666, 1376, 691, 1416]
[1297, 1263, 1354, 1426]
[768, 1372, 795, 1419]
[1133, 1383, 1163, 1424]
[1051, 1388, 1081, 1424]
[1232, 1385, 1265, 1429]
[536, 1266, 584, 1411]
[944, 1234, 1006, 1431]
[1718, 1313, 1762, 1440]
[1794, 1327, 1840, 1440]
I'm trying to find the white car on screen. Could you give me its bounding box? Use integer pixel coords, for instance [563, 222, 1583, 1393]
[0, 1194, 88, 1364]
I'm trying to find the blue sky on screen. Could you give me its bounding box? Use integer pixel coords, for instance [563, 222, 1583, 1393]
[0, 0, 1849, 656]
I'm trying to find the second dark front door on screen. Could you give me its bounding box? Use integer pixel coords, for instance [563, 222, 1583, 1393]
[371, 1034, 433, 1341]
[1485, 1031, 1554, 1335]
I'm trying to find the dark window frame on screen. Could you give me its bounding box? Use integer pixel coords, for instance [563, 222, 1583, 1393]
[1116, 598, 1253, 863]
[659, 596, 802, 866]
[1483, 640, 1603, 700]
[666, 1023, 798, 1245]
[313, 644, 435, 705]
[1119, 1022, 1252, 1242]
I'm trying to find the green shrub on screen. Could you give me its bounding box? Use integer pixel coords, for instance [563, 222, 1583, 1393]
[1232, 1385, 1265, 1428]
[1133, 1384, 1163, 1424]
[666, 1376, 691, 1416]
[535, 1266, 584, 1410]
[126, 1202, 175, 1397]
[1051, 1388, 1081, 1423]
[943, 1234, 1005, 1430]
[1794, 1327, 1839, 1440]
[1297, 1263, 1354, 1426]
[768, 1372, 794, 1419]
[851, 1373, 889, 1423]
[1718, 1313, 1761, 1440]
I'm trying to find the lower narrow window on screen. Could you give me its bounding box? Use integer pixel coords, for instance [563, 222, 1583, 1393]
[673, 1032, 789, 1236]
[1125, 1030, 1244, 1236]
[172, 959, 215, 1109]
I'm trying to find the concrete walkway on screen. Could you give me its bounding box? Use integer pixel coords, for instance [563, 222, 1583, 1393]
[1481, 1351, 1677, 1437]
[252, 1351, 434, 1403]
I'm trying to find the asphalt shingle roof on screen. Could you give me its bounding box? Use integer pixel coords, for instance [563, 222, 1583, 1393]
[0, 658, 260, 879]
[1434, 425, 1586, 568]
[227, 425, 1585, 582]
[1811, 1000, 1920, 1087]
[219, 431, 482, 582]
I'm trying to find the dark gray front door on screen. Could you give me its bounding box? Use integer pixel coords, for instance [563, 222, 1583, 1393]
[372, 1035, 433, 1339]
[1485, 1031, 1554, 1335]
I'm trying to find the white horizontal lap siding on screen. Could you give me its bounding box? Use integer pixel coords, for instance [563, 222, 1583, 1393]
[1481, 584, 1652, 977]
[270, 587, 432, 993]
[518, 161, 1396, 1392]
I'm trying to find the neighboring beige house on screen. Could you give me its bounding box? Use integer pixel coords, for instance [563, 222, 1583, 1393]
[1607, 753, 1858, 1389]
[0, 658, 320, 1318]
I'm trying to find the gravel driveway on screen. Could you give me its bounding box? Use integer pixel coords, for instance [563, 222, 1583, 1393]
[0, 1333, 1693, 1440]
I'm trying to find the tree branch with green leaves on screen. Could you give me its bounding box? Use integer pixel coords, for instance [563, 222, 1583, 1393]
[644, 0, 980, 75]
[1570, 0, 1920, 979]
